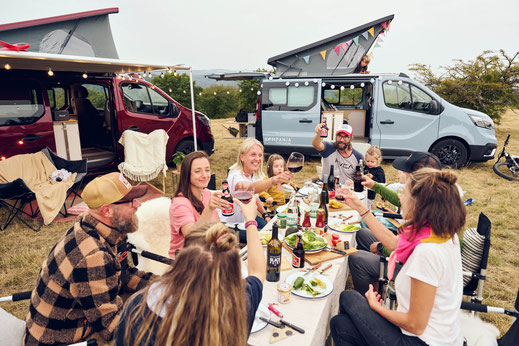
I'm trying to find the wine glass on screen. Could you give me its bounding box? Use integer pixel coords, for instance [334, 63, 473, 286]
[287, 152, 304, 174]
[234, 181, 254, 204]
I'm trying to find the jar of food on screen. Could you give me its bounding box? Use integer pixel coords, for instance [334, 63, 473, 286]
[277, 283, 292, 304]
[277, 213, 287, 229]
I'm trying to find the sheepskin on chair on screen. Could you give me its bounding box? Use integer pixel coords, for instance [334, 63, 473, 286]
[129, 196, 172, 275]
[460, 311, 500, 346]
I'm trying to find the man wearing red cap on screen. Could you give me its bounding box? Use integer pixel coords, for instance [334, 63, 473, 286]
[312, 123, 364, 182]
[24, 173, 155, 345]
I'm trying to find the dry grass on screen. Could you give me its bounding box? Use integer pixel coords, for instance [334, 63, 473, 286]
[1, 110, 518, 336]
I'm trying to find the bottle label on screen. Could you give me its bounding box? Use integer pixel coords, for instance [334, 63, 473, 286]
[292, 254, 301, 268]
[268, 254, 282, 267]
[287, 207, 298, 226]
[222, 202, 234, 216]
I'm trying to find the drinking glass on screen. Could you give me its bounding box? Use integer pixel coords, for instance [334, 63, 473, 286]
[287, 152, 304, 174]
[234, 181, 254, 204]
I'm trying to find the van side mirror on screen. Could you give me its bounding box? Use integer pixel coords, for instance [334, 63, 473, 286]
[170, 103, 180, 117]
[430, 99, 440, 114]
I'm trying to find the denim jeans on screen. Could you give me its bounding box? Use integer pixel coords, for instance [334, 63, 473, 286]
[349, 228, 380, 293]
[330, 290, 427, 346]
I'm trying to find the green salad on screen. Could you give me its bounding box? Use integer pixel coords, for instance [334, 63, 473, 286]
[285, 232, 327, 251]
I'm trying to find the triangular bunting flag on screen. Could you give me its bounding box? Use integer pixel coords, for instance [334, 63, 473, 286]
[362, 31, 369, 40]
[334, 45, 341, 55]
[387, 21, 391, 31]
[368, 27, 374, 37]
[320, 50, 327, 60]
[346, 39, 352, 47]
[375, 43, 382, 48]
[380, 31, 386, 37]
[340, 42, 349, 51]
[377, 37, 384, 43]
[352, 36, 359, 46]
[381, 22, 387, 29]
[303, 55, 310, 64]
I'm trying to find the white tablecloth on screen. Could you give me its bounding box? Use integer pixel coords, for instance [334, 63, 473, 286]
[247, 208, 360, 346]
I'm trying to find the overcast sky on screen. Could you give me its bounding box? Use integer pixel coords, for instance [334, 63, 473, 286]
[1, 0, 518, 76]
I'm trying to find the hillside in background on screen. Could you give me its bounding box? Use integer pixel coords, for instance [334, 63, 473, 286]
[150, 69, 242, 88]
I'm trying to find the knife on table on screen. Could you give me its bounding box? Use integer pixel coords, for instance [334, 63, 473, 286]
[279, 319, 305, 334]
[259, 317, 283, 328]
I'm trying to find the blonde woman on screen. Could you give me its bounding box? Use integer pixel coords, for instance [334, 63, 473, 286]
[221, 138, 292, 231]
[116, 196, 265, 346]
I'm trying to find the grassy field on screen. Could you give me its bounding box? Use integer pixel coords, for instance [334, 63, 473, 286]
[0, 110, 518, 337]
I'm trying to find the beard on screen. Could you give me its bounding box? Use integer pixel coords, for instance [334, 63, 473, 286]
[335, 141, 351, 151]
[112, 208, 138, 234]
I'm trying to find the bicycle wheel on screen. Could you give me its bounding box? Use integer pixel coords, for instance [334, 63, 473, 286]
[493, 161, 519, 181]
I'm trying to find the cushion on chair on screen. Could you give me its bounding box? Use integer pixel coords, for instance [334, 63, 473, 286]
[0, 307, 25, 346]
[461, 227, 485, 287]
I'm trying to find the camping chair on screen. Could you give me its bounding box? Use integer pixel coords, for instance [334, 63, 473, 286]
[0, 178, 43, 232]
[377, 212, 492, 311]
[41, 147, 88, 216]
[118, 129, 169, 193]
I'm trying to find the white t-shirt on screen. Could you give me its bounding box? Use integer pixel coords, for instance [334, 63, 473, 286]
[219, 168, 261, 224]
[395, 234, 463, 346]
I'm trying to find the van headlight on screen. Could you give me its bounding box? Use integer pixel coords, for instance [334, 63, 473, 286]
[467, 114, 494, 129]
[197, 113, 210, 127]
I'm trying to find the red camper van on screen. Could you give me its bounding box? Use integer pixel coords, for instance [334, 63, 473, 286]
[0, 52, 214, 173]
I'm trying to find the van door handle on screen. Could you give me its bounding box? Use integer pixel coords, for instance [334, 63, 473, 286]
[21, 135, 43, 142]
[299, 119, 313, 123]
[380, 120, 394, 124]
[127, 126, 140, 131]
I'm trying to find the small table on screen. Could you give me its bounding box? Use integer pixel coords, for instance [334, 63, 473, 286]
[247, 205, 360, 346]
[222, 121, 255, 139]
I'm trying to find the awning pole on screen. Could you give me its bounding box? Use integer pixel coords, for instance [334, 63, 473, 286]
[189, 67, 197, 151]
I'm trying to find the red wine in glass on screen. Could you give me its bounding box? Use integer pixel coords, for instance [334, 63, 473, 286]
[235, 191, 253, 204]
[287, 165, 303, 173]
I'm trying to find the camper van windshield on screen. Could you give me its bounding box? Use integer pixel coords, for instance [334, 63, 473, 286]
[0, 81, 44, 126]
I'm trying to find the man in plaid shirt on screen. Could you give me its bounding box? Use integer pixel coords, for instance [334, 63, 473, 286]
[24, 173, 156, 345]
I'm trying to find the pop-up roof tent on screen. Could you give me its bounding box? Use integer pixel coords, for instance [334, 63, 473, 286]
[0, 8, 119, 58]
[269, 14, 394, 77]
[0, 9, 200, 150]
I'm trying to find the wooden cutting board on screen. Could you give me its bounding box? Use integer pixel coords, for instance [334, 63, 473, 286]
[282, 233, 358, 265]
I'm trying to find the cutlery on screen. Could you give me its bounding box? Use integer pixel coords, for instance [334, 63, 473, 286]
[279, 319, 305, 334]
[318, 263, 333, 274]
[302, 263, 321, 276]
[326, 246, 346, 255]
[259, 317, 283, 328]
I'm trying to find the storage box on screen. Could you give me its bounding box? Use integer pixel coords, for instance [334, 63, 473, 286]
[53, 120, 82, 160]
[52, 110, 70, 121]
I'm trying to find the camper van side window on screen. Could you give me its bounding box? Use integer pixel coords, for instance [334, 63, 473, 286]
[122, 83, 153, 114]
[0, 81, 44, 126]
[409, 85, 434, 114]
[383, 82, 411, 110]
[268, 88, 287, 105]
[262, 83, 317, 111]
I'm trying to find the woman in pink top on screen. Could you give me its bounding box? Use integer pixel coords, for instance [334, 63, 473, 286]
[169, 151, 229, 257]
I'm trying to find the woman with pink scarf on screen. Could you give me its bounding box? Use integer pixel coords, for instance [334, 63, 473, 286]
[331, 168, 466, 346]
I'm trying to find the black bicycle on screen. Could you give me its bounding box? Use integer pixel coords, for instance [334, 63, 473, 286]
[493, 134, 519, 181]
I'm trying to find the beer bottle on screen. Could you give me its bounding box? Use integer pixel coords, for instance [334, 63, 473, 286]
[292, 234, 305, 268]
[319, 118, 328, 138]
[354, 165, 364, 193]
[221, 180, 234, 216]
[266, 224, 282, 282]
[327, 166, 335, 198]
[319, 189, 329, 225]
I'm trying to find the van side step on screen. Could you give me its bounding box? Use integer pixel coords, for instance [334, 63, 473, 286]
[82, 147, 116, 169]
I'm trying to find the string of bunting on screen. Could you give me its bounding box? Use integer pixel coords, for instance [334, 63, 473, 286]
[302, 20, 391, 65]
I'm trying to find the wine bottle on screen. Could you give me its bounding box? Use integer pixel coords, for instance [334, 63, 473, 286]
[266, 224, 282, 282]
[292, 234, 305, 268]
[319, 189, 329, 225]
[322, 175, 329, 205]
[354, 165, 363, 192]
[221, 180, 234, 216]
[327, 165, 335, 191]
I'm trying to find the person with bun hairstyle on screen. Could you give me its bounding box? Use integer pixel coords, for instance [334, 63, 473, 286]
[115, 195, 265, 346]
[331, 168, 466, 346]
[169, 151, 231, 258]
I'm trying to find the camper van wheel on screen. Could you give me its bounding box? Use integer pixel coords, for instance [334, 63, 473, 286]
[431, 139, 468, 169]
[175, 139, 195, 155]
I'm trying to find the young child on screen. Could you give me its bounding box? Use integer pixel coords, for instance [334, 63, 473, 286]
[354, 55, 371, 74]
[259, 154, 298, 211]
[364, 146, 385, 208]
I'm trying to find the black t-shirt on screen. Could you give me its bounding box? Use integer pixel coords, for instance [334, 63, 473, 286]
[365, 166, 386, 200]
[115, 276, 263, 345]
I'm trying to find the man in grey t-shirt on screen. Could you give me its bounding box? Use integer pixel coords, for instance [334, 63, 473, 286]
[312, 123, 364, 182]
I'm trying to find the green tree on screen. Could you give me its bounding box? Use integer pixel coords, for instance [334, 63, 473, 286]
[409, 50, 519, 123]
[237, 68, 273, 111]
[197, 85, 240, 119]
[151, 73, 203, 108]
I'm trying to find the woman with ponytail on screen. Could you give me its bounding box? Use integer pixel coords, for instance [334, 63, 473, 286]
[116, 196, 265, 346]
[331, 168, 466, 346]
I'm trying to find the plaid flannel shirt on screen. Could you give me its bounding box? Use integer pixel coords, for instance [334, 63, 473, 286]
[24, 213, 154, 345]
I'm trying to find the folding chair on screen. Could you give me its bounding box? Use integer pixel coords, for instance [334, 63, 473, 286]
[0, 178, 43, 232]
[41, 147, 88, 216]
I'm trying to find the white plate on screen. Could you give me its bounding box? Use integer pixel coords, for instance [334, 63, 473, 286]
[258, 230, 272, 247]
[276, 205, 288, 214]
[251, 303, 270, 333]
[281, 184, 295, 193]
[327, 219, 361, 233]
[328, 223, 361, 233]
[285, 272, 334, 299]
[284, 232, 327, 253]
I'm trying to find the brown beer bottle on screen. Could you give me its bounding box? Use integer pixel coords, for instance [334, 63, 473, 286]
[221, 180, 234, 216]
[320, 118, 328, 138]
[353, 165, 363, 192]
